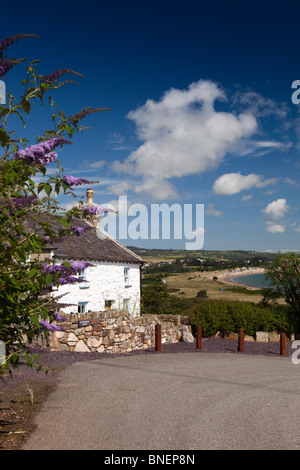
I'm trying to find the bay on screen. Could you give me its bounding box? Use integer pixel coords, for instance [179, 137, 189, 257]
[229, 272, 273, 289]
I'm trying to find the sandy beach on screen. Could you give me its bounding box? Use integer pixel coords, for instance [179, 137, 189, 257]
[207, 267, 266, 290]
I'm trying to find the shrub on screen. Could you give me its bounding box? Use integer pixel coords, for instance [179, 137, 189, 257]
[189, 299, 296, 337]
[196, 289, 208, 298]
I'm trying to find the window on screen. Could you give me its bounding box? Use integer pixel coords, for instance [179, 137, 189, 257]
[124, 267, 130, 287]
[123, 298, 130, 313]
[78, 302, 88, 314]
[78, 268, 88, 288]
[105, 300, 113, 311]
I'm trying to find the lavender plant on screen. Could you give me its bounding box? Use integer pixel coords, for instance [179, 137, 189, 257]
[0, 34, 110, 373]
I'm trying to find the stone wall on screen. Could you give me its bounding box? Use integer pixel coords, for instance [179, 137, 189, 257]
[35, 311, 193, 354]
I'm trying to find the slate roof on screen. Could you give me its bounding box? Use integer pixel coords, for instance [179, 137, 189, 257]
[51, 218, 143, 265]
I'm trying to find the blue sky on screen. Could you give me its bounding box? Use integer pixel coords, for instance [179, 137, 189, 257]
[2, 0, 300, 251]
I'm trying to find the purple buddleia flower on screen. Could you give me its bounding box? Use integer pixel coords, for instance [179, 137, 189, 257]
[70, 106, 111, 122]
[57, 275, 80, 285]
[82, 205, 99, 215]
[40, 319, 64, 332]
[42, 235, 64, 245]
[41, 68, 84, 84]
[0, 34, 39, 54]
[72, 225, 93, 236]
[11, 194, 37, 208]
[52, 310, 67, 322]
[17, 137, 71, 165]
[69, 261, 93, 272]
[42, 263, 70, 274]
[0, 58, 25, 77]
[63, 175, 98, 186]
[82, 205, 115, 216]
[43, 261, 93, 276]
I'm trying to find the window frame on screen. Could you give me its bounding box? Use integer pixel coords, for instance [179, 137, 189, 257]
[123, 298, 130, 313]
[124, 267, 131, 287]
[78, 268, 89, 289]
[78, 302, 88, 314]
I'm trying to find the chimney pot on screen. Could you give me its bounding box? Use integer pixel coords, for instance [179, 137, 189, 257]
[86, 188, 94, 204]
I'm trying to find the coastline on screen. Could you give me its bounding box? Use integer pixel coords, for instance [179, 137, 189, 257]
[210, 268, 266, 290]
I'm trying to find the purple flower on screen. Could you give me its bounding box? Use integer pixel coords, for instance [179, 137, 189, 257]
[57, 275, 80, 285]
[11, 194, 37, 208]
[52, 310, 67, 322]
[17, 137, 71, 165]
[42, 235, 64, 245]
[43, 261, 93, 276]
[0, 58, 25, 77]
[0, 34, 39, 54]
[41, 68, 84, 84]
[72, 225, 93, 236]
[69, 261, 93, 272]
[70, 106, 111, 122]
[42, 263, 69, 274]
[82, 206, 114, 216]
[63, 175, 98, 186]
[82, 206, 99, 215]
[40, 319, 64, 332]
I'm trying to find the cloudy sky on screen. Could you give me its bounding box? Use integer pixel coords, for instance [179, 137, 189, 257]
[2, 0, 300, 251]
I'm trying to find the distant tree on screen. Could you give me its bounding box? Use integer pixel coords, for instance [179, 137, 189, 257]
[265, 253, 300, 312]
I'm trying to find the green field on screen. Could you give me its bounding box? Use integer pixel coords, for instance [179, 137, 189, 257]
[130, 247, 288, 305]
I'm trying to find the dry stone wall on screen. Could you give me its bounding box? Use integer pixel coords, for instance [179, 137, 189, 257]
[38, 311, 193, 354]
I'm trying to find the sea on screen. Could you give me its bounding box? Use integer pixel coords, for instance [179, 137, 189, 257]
[229, 272, 273, 289]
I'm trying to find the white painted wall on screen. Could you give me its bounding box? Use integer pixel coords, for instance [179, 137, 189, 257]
[53, 260, 141, 317]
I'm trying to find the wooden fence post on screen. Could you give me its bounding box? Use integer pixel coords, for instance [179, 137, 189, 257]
[155, 324, 161, 352]
[280, 332, 286, 356]
[237, 328, 244, 352]
[196, 325, 202, 350]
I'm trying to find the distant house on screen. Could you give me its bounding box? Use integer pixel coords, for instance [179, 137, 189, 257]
[45, 189, 143, 317]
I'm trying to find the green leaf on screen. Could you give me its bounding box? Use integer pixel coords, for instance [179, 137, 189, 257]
[28, 268, 37, 278]
[0, 129, 10, 146]
[42, 182, 52, 197]
[21, 99, 31, 115]
[57, 217, 70, 228]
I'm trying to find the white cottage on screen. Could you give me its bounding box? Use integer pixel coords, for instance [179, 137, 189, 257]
[49, 190, 143, 317]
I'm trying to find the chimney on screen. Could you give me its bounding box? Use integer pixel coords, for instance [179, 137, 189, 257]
[81, 188, 100, 228]
[86, 188, 94, 204]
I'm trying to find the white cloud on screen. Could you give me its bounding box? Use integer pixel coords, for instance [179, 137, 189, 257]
[107, 181, 133, 195]
[234, 90, 287, 114]
[213, 172, 277, 195]
[133, 177, 179, 200]
[112, 80, 259, 200]
[205, 204, 224, 217]
[241, 194, 252, 201]
[191, 227, 206, 236]
[87, 160, 107, 169]
[262, 198, 289, 221]
[265, 222, 286, 234]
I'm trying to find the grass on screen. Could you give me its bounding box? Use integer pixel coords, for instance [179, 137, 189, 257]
[157, 271, 266, 303]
